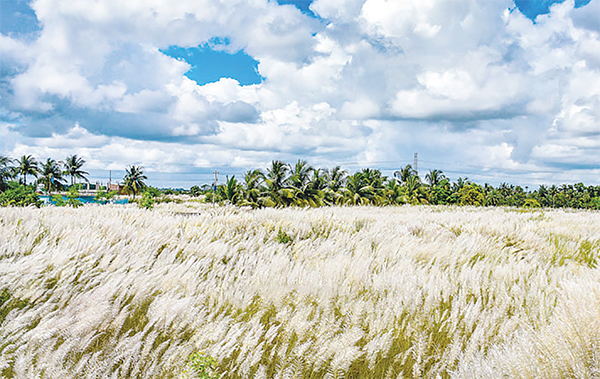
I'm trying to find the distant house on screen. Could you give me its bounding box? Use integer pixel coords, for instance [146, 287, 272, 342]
[108, 183, 123, 194]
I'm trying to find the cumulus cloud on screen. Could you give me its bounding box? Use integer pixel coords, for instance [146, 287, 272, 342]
[1, 0, 599, 186]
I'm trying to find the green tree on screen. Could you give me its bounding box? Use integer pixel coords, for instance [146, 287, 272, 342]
[241, 169, 266, 208]
[94, 189, 118, 204]
[189, 185, 202, 197]
[265, 160, 290, 206]
[382, 179, 406, 205]
[404, 175, 428, 205]
[326, 166, 347, 192]
[288, 161, 324, 207]
[15, 155, 38, 187]
[51, 194, 66, 206]
[66, 187, 82, 207]
[122, 165, 147, 199]
[458, 183, 485, 206]
[38, 158, 64, 194]
[0, 155, 14, 192]
[288, 160, 313, 190]
[139, 191, 154, 209]
[63, 155, 89, 187]
[395, 164, 417, 184]
[342, 172, 374, 205]
[266, 160, 288, 192]
[429, 178, 451, 205]
[220, 175, 242, 205]
[0, 183, 41, 207]
[425, 169, 445, 187]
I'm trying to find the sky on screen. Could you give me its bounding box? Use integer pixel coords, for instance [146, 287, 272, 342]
[0, 0, 599, 188]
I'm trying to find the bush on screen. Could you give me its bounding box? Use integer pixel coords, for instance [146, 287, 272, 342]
[190, 185, 202, 197]
[0, 184, 41, 207]
[52, 194, 66, 206]
[523, 198, 541, 208]
[66, 187, 82, 208]
[139, 191, 154, 209]
[458, 184, 485, 206]
[95, 189, 118, 204]
[145, 187, 162, 198]
[187, 352, 220, 379]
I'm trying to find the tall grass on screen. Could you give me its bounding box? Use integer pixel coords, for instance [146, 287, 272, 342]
[0, 204, 599, 378]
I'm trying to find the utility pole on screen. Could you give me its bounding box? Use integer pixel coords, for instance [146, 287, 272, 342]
[212, 171, 219, 206]
[414, 153, 418, 175]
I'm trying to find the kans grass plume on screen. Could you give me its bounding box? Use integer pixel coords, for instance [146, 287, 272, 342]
[0, 203, 599, 378]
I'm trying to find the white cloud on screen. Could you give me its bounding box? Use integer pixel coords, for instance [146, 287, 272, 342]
[1, 0, 600, 186]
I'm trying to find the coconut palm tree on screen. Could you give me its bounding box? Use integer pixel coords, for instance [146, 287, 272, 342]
[425, 169, 446, 187]
[361, 168, 385, 191]
[220, 175, 242, 204]
[287, 160, 326, 207]
[383, 179, 406, 205]
[326, 166, 347, 192]
[341, 172, 374, 205]
[38, 158, 65, 194]
[241, 169, 266, 207]
[15, 155, 39, 187]
[0, 155, 14, 192]
[429, 178, 451, 205]
[288, 160, 313, 190]
[266, 160, 288, 192]
[265, 160, 290, 206]
[394, 164, 417, 184]
[63, 155, 89, 187]
[122, 165, 147, 199]
[404, 175, 428, 204]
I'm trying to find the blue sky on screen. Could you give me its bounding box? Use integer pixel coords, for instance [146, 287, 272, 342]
[159, 0, 592, 87]
[1, 0, 599, 188]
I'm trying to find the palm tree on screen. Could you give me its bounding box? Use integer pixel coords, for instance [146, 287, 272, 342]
[425, 169, 445, 187]
[63, 155, 89, 187]
[429, 178, 451, 205]
[240, 169, 265, 207]
[122, 165, 147, 199]
[361, 168, 385, 190]
[220, 175, 242, 204]
[394, 164, 417, 184]
[265, 160, 290, 206]
[288, 160, 313, 190]
[15, 155, 38, 187]
[383, 179, 406, 205]
[404, 175, 427, 204]
[0, 155, 14, 192]
[326, 166, 347, 192]
[287, 161, 324, 207]
[38, 158, 64, 194]
[266, 160, 289, 192]
[342, 172, 374, 205]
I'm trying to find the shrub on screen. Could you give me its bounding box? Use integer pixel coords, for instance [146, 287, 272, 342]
[66, 187, 82, 208]
[145, 187, 162, 198]
[0, 184, 41, 207]
[458, 184, 485, 206]
[139, 191, 154, 209]
[523, 198, 541, 208]
[52, 194, 66, 206]
[190, 185, 202, 197]
[95, 190, 120, 204]
[187, 352, 220, 379]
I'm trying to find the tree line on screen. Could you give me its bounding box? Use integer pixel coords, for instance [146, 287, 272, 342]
[195, 160, 600, 210]
[2, 154, 600, 209]
[0, 154, 148, 206]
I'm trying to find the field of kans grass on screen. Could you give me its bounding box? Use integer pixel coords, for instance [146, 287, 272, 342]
[1, 203, 600, 378]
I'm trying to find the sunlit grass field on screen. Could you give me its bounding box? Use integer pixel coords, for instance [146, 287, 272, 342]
[1, 203, 599, 378]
